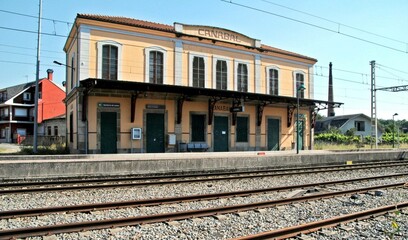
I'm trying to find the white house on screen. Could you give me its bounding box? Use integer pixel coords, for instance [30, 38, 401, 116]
[315, 113, 383, 138]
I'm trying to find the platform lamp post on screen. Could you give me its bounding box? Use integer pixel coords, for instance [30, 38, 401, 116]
[53, 61, 75, 70]
[296, 84, 306, 154]
[392, 113, 398, 148]
[53, 60, 75, 152]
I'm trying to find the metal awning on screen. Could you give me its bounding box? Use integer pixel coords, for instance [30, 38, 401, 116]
[79, 78, 343, 127]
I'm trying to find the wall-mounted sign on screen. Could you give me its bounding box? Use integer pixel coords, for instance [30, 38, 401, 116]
[230, 106, 244, 113]
[174, 23, 261, 48]
[146, 104, 165, 110]
[132, 128, 142, 140]
[98, 103, 120, 108]
[214, 105, 230, 112]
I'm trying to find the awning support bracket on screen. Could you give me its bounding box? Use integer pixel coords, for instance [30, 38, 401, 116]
[130, 93, 138, 123]
[176, 96, 185, 124]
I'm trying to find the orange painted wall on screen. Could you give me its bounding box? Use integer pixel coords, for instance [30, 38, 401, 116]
[37, 79, 66, 123]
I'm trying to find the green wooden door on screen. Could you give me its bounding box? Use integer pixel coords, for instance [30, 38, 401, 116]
[214, 116, 228, 152]
[146, 113, 165, 153]
[101, 112, 117, 154]
[267, 118, 280, 151]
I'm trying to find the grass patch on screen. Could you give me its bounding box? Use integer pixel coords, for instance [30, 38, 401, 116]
[19, 144, 69, 155]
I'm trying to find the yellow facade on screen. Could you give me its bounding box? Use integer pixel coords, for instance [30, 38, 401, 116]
[63, 14, 321, 154]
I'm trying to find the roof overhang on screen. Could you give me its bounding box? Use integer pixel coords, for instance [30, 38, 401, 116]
[80, 78, 342, 109]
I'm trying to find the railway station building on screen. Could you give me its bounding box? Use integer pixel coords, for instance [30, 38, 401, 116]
[63, 14, 341, 154]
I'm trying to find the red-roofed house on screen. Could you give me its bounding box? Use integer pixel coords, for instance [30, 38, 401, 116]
[0, 69, 66, 143]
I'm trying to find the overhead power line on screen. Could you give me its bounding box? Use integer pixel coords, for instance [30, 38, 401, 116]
[376, 63, 408, 75]
[221, 0, 408, 54]
[0, 43, 63, 53]
[260, 0, 408, 45]
[0, 25, 67, 37]
[0, 9, 71, 24]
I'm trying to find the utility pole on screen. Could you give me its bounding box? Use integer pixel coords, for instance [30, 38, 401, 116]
[370, 60, 377, 149]
[33, 0, 42, 153]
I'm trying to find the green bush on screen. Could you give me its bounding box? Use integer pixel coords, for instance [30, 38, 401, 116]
[315, 130, 408, 146]
[19, 144, 69, 155]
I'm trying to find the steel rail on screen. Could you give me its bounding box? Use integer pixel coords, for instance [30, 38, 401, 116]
[232, 202, 408, 240]
[2, 164, 408, 194]
[1, 161, 406, 187]
[1, 173, 407, 219]
[0, 182, 406, 239]
[1, 173, 406, 219]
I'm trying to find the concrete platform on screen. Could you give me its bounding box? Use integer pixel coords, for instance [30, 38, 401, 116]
[0, 150, 407, 180]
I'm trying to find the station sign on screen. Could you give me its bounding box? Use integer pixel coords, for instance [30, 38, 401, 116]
[230, 106, 244, 113]
[98, 103, 120, 108]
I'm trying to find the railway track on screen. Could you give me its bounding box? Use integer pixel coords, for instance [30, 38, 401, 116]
[1, 173, 406, 219]
[0, 180, 407, 239]
[233, 202, 408, 240]
[1, 161, 407, 194]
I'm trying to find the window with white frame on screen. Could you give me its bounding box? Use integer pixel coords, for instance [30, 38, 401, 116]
[0, 108, 8, 117]
[15, 108, 27, 117]
[237, 63, 248, 92]
[102, 45, 118, 80]
[16, 128, 26, 136]
[97, 41, 122, 80]
[355, 121, 365, 131]
[267, 67, 279, 95]
[23, 92, 31, 101]
[215, 60, 228, 90]
[191, 56, 205, 88]
[145, 47, 167, 84]
[294, 72, 305, 98]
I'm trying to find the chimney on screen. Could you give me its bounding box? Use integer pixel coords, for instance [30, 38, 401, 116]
[327, 62, 335, 117]
[46, 69, 54, 81]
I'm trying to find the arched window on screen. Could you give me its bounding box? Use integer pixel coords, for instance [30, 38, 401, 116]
[102, 45, 118, 80]
[237, 63, 248, 92]
[149, 51, 164, 84]
[216, 60, 228, 90]
[294, 72, 305, 98]
[192, 56, 205, 88]
[97, 41, 122, 80]
[267, 67, 279, 95]
[145, 47, 167, 84]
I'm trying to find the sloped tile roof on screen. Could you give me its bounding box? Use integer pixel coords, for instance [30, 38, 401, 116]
[77, 14, 174, 32]
[77, 14, 315, 61]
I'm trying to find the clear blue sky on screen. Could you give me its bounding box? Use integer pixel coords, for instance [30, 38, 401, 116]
[1, 0, 407, 120]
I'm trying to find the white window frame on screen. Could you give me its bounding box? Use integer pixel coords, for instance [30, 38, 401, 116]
[188, 52, 208, 87]
[23, 92, 31, 101]
[1, 108, 8, 117]
[15, 108, 28, 117]
[234, 59, 251, 92]
[266, 66, 280, 95]
[293, 70, 306, 97]
[212, 56, 231, 90]
[144, 46, 167, 84]
[97, 40, 122, 80]
[16, 128, 26, 136]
